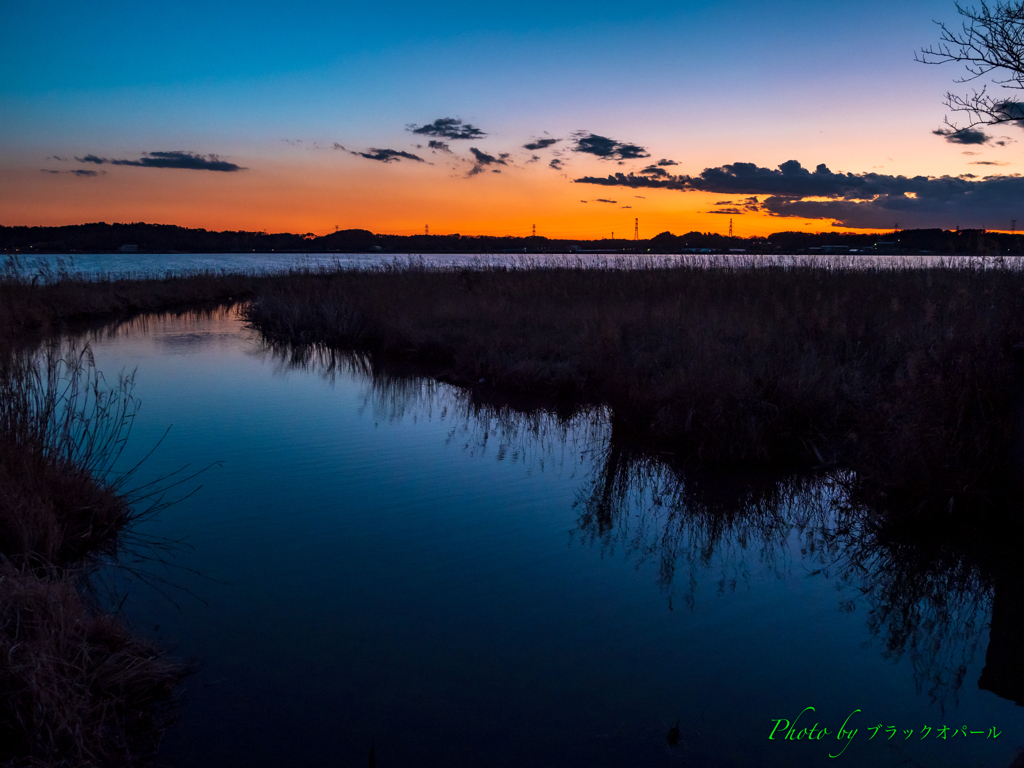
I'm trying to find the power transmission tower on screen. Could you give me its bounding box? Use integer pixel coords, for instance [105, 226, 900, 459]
[1013, 219, 1017, 233]
[532, 223, 536, 237]
[633, 218, 638, 241]
[729, 218, 733, 238]
[425, 224, 429, 236]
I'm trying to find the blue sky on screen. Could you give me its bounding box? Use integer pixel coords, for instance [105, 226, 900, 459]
[3, 0, 1021, 235]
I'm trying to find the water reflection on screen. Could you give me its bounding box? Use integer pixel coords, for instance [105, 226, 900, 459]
[259, 336, 1024, 716]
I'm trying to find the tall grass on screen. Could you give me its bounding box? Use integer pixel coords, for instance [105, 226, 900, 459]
[0, 341, 189, 766]
[244, 261, 1024, 510]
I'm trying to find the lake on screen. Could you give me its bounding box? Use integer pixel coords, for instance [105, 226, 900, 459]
[10, 251, 1020, 282]
[77, 306, 1022, 768]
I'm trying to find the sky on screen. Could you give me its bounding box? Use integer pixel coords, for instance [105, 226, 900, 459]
[2, 0, 1023, 238]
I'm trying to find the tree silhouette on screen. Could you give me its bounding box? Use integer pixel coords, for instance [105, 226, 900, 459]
[917, 1, 1024, 130]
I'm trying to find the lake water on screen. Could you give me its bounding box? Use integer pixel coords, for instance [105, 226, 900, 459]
[76, 307, 1022, 768]
[9, 251, 1020, 281]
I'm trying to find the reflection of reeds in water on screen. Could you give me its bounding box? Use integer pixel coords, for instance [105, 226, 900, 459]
[573, 437, 998, 706]
[262, 338, 1007, 705]
[0, 340, 190, 766]
[255, 338, 611, 471]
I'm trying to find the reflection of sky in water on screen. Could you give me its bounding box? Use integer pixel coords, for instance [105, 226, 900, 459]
[75, 307, 1023, 768]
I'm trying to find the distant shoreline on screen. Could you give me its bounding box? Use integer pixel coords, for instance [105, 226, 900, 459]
[3, 222, 1022, 256]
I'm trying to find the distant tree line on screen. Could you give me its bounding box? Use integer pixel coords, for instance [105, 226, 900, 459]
[1, 222, 1021, 255]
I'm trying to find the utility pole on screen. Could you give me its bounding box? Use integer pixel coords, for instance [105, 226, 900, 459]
[634, 218, 639, 241]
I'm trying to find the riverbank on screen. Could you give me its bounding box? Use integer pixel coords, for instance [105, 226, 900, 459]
[0, 343, 189, 766]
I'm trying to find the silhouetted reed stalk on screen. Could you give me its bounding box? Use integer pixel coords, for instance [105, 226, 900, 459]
[0, 341, 190, 766]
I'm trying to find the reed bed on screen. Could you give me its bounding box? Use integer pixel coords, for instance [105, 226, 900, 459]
[0, 257, 268, 338]
[244, 261, 1024, 510]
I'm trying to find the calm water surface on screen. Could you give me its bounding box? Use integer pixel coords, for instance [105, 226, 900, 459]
[77, 307, 1022, 768]
[14, 251, 1022, 280]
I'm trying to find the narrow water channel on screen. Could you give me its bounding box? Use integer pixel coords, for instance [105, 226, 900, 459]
[79, 306, 1022, 768]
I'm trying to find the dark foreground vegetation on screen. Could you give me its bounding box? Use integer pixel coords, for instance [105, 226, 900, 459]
[0, 342, 190, 766]
[245, 261, 1024, 513]
[3, 221, 1023, 255]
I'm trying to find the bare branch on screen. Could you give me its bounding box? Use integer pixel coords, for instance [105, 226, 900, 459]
[918, 1, 1024, 130]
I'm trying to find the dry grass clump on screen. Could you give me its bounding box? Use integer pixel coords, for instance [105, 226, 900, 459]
[244, 262, 1024, 508]
[0, 341, 189, 766]
[0, 344, 137, 566]
[0, 563, 186, 768]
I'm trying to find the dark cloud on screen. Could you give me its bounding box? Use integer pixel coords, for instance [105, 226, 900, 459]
[333, 143, 347, 151]
[639, 165, 670, 177]
[595, 198, 617, 204]
[933, 127, 990, 145]
[47, 156, 68, 162]
[708, 208, 744, 215]
[577, 158, 1024, 228]
[80, 151, 245, 171]
[635, 195, 645, 199]
[656, 159, 678, 166]
[524, 138, 560, 150]
[621, 205, 632, 209]
[714, 200, 733, 205]
[969, 160, 1009, 165]
[467, 147, 507, 176]
[409, 117, 486, 140]
[41, 169, 102, 177]
[549, 158, 563, 170]
[572, 132, 649, 161]
[428, 140, 452, 154]
[995, 100, 1024, 121]
[351, 148, 425, 163]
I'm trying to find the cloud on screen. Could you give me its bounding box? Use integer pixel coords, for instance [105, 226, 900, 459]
[549, 158, 563, 170]
[639, 165, 670, 177]
[621, 205, 632, 208]
[708, 207, 744, 215]
[46, 155, 68, 162]
[467, 147, 507, 176]
[333, 143, 347, 151]
[409, 117, 486, 140]
[934, 127, 989, 145]
[595, 198, 617, 203]
[577, 158, 1024, 228]
[41, 169, 102, 177]
[77, 151, 244, 171]
[572, 132, 650, 161]
[656, 159, 678, 166]
[969, 160, 1009, 165]
[635, 195, 645, 199]
[995, 100, 1024, 121]
[428, 140, 452, 154]
[524, 138, 560, 151]
[351, 148, 425, 163]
